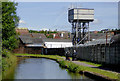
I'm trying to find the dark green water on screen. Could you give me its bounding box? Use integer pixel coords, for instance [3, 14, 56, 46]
[5, 58, 96, 80]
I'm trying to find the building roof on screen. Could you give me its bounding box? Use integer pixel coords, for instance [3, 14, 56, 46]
[110, 34, 120, 43]
[85, 39, 110, 46]
[19, 33, 32, 37]
[90, 33, 113, 40]
[77, 38, 111, 47]
[43, 38, 72, 42]
[31, 33, 47, 38]
[69, 8, 94, 10]
[19, 36, 43, 44]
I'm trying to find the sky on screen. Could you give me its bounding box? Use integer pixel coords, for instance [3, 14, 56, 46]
[11, 0, 120, 2]
[17, 2, 118, 31]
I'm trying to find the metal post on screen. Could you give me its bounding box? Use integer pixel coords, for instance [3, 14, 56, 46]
[88, 22, 90, 42]
[82, 22, 85, 44]
[106, 31, 107, 45]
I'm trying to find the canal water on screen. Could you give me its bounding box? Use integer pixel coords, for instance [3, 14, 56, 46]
[5, 58, 96, 80]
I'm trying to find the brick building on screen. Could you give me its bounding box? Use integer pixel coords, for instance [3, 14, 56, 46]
[13, 36, 44, 54]
[16, 28, 29, 35]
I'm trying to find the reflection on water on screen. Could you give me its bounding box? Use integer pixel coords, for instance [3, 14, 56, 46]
[4, 58, 95, 80]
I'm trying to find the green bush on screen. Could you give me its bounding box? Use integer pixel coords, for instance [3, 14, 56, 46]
[2, 49, 11, 58]
[59, 60, 82, 73]
[68, 62, 80, 73]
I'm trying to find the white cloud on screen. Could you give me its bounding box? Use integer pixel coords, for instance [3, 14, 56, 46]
[19, 20, 26, 24]
[92, 19, 100, 24]
[41, 28, 49, 31]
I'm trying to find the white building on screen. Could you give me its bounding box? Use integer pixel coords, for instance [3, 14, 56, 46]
[43, 39, 73, 48]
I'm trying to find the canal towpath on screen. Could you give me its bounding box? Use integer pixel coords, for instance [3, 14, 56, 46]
[60, 57, 120, 74]
[60, 57, 98, 68]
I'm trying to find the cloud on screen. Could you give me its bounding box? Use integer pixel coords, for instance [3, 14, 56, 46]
[19, 20, 26, 24]
[92, 19, 100, 24]
[41, 28, 49, 31]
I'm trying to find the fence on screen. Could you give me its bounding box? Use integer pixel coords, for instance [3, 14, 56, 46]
[65, 41, 120, 65]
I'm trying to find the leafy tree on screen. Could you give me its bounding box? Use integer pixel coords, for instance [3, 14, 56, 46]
[47, 34, 53, 38]
[2, 1, 19, 50]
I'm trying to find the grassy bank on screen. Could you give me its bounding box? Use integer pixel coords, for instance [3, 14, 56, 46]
[0, 55, 2, 81]
[2, 49, 17, 79]
[15, 54, 119, 80]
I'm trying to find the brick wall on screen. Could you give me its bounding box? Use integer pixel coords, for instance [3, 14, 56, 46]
[13, 40, 43, 54]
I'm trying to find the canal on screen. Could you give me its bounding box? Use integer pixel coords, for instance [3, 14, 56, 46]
[4, 58, 96, 80]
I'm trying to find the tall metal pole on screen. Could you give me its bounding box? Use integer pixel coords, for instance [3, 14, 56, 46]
[88, 22, 90, 42]
[76, 8, 79, 45]
[106, 31, 107, 45]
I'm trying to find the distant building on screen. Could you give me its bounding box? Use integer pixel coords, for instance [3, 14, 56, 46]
[46, 31, 71, 39]
[58, 31, 71, 39]
[93, 31, 98, 34]
[16, 28, 29, 35]
[31, 33, 47, 38]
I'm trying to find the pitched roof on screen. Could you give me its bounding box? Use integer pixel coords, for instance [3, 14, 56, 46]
[110, 34, 120, 43]
[90, 33, 113, 40]
[20, 33, 32, 37]
[19, 36, 43, 44]
[83, 39, 111, 46]
[31, 33, 47, 38]
[43, 38, 72, 42]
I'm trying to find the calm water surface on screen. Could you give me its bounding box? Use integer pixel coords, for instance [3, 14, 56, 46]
[11, 58, 95, 80]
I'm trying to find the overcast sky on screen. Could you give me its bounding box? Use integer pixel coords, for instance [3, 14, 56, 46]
[17, 2, 118, 31]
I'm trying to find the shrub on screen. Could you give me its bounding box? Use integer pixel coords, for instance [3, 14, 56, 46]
[59, 60, 67, 68]
[68, 63, 80, 73]
[2, 49, 11, 58]
[2, 49, 17, 72]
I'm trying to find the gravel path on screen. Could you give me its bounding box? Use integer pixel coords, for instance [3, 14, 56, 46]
[60, 57, 97, 68]
[72, 61, 97, 68]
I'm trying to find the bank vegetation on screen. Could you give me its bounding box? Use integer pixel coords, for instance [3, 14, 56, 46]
[15, 54, 120, 81]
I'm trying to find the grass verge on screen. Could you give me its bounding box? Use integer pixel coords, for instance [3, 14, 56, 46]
[15, 53, 120, 80]
[0, 55, 2, 81]
[2, 49, 17, 79]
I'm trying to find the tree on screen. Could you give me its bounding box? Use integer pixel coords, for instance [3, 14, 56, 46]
[2, 1, 19, 50]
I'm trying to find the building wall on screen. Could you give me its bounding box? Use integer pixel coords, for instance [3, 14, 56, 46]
[25, 47, 42, 54]
[13, 40, 26, 53]
[13, 40, 43, 54]
[44, 42, 73, 48]
[44, 48, 65, 56]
